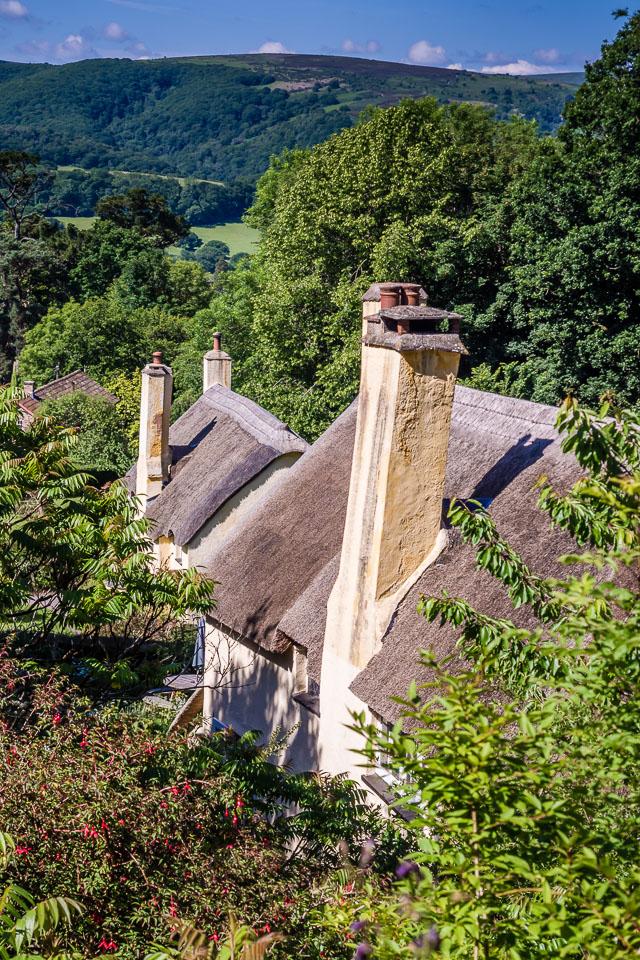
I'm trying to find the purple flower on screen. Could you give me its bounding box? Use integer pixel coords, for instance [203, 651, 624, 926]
[428, 926, 441, 949]
[396, 859, 420, 879]
[354, 944, 372, 960]
[350, 920, 367, 933]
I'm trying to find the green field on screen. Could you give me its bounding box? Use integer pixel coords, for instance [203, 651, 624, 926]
[55, 217, 259, 257]
[56, 165, 223, 187]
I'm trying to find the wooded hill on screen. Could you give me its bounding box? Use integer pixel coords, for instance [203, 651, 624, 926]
[0, 54, 582, 182]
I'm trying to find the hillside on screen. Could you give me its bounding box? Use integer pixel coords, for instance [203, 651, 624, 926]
[0, 53, 580, 182]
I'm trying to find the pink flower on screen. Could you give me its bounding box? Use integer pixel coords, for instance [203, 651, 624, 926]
[98, 936, 116, 951]
[16, 845, 30, 855]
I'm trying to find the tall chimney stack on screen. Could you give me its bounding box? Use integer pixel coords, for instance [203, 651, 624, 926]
[136, 352, 172, 507]
[203, 333, 231, 392]
[319, 283, 466, 775]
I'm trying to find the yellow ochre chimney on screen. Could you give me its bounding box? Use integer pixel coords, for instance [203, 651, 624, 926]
[319, 283, 466, 775]
[136, 351, 172, 507]
[203, 332, 231, 392]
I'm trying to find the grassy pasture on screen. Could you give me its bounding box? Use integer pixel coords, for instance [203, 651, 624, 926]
[55, 216, 259, 257]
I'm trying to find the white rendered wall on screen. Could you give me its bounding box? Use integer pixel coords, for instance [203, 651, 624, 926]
[202, 622, 320, 773]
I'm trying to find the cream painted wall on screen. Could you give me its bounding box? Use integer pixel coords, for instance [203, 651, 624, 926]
[185, 453, 301, 570]
[202, 622, 320, 773]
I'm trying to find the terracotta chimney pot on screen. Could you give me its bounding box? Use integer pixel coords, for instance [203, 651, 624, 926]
[152, 351, 163, 366]
[213, 332, 222, 352]
[403, 284, 421, 306]
[378, 283, 402, 310]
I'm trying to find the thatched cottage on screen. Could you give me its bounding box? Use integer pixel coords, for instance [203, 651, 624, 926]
[127, 336, 307, 569]
[133, 283, 578, 804]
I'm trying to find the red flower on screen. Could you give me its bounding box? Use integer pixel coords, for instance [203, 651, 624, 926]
[98, 936, 116, 951]
[52, 713, 61, 724]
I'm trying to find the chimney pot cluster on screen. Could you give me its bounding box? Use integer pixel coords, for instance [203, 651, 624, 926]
[378, 282, 421, 310]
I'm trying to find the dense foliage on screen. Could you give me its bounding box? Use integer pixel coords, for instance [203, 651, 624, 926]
[199, 10, 640, 439]
[315, 394, 640, 957]
[0, 668, 403, 960]
[203, 100, 540, 437]
[0, 386, 214, 661]
[0, 56, 577, 182]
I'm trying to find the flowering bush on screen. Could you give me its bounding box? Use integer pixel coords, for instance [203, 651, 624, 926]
[0, 661, 406, 959]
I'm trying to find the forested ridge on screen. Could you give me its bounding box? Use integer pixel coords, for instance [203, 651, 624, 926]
[0, 53, 580, 181]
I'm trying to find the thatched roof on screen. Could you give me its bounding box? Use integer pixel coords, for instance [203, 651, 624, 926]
[206, 399, 358, 647]
[125, 385, 307, 545]
[204, 386, 581, 718]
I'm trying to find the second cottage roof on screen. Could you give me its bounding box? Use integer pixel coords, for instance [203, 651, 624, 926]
[125, 384, 308, 545]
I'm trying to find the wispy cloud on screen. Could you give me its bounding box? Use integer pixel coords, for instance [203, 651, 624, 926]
[252, 41, 294, 54]
[342, 39, 379, 55]
[16, 33, 99, 62]
[481, 58, 556, 75]
[0, 0, 29, 19]
[106, 0, 180, 11]
[407, 39, 447, 66]
[102, 20, 151, 57]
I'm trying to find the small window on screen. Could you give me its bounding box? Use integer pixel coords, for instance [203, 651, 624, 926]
[307, 677, 320, 697]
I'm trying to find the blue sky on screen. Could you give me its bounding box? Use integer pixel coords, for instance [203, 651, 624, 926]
[0, 0, 621, 73]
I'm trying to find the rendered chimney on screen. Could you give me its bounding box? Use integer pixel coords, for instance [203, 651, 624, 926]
[319, 283, 466, 773]
[136, 352, 173, 506]
[203, 332, 232, 392]
[23, 380, 35, 399]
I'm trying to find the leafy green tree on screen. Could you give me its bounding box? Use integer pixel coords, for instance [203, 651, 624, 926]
[0, 234, 64, 377]
[70, 220, 151, 299]
[318, 396, 640, 957]
[39, 390, 136, 477]
[226, 100, 538, 438]
[96, 187, 190, 247]
[177, 231, 203, 253]
[476, 10, 640, 407]
[0, 385, 214, 658]
[19, 298, 188, 385]
[191, 240, 231, 273]
[111, 252, 212, 315]
[0, 150, 52, 240]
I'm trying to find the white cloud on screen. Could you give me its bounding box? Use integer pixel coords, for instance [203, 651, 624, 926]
[55, 34, 99, 60]
[255, 41, 294, 54]
[447, 62, 463, 70]
[100, 21, 150, 57]
[106, 0, 179, 10]
[407, 39, 447, 66]
[342, 38, 379, 55]
[0, 0, 29, 18]
[481, 59, 554, 75]
[105, 20, 126, 41]
[16, 33, 99, 62]
[532, 47, 561, 63]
